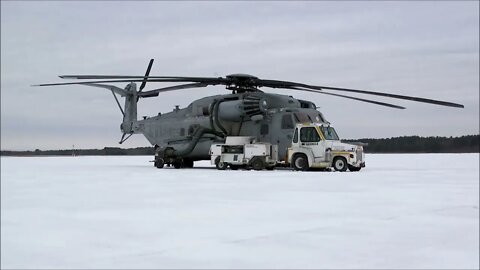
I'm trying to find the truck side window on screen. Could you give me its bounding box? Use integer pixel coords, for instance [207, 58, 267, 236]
[281, 114, 294, 129]
[300, 127, 320, 142]
[293, 128, 298, 143]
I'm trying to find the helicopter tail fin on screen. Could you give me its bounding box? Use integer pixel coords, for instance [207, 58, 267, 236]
[120, 83, 138, 136]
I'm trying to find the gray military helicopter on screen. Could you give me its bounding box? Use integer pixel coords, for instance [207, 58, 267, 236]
[35, 59, 464, 168]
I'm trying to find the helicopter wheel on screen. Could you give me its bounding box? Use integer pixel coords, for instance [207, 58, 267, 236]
[173, 159, 184, 169]
[183, 159, 194, 168]
[154, 157, 165, 169]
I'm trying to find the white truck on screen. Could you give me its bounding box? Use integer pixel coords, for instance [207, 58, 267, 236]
[210, 136, 278, 170]
[287, 123, 365, 171]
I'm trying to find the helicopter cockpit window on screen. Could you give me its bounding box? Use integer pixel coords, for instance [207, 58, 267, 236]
[320, 126, 340, 140]
[281, 114, 294, 129]
[294, 112, 310, 123]
[300, 127, 320, 142]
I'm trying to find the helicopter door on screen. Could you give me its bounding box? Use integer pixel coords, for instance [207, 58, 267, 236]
[299, 127, 325, 160]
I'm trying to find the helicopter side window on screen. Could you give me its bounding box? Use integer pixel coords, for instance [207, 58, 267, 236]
[260, 124, 269, 135]
[294, 112, 310, 123]
[281, 114, 294, 129]
[300, 127, 320, 142]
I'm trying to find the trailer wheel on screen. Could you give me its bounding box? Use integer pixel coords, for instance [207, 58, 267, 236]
[348, 165, 361, 172]
[215, 156, 228, 170]
[154, 157, 165, 169]
[333, 157, 348, 172]
[230, 165, 241, 170]
[250, 157, 265, 171]
[292, 154, 309, 171]
[266, 166, 275, 171]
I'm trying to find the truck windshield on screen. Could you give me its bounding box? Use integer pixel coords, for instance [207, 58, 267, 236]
[320, 126, 339, 140]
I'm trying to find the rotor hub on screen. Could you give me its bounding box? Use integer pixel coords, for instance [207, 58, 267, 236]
[225, 74, 259, 93]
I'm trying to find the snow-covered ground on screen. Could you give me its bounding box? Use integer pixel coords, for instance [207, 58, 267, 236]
[1, 154, 479, 269]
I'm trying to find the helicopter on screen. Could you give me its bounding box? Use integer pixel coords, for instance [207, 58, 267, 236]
[34, 59, 464, 169]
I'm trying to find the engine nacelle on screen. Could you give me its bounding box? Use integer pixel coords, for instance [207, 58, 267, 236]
[217, 96, 268, 122]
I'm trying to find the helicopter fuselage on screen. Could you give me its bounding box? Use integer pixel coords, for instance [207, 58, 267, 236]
[132, 92, 327, 162]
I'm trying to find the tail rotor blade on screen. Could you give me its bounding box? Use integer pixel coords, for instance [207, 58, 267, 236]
[139, 59, 154, 92]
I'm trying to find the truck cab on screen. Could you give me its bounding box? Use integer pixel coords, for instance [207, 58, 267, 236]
[287, 123, 365, 171]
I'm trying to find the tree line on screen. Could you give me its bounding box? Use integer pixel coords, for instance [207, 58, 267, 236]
[344, 135, 479, 153]
[1, 135, 478, 156]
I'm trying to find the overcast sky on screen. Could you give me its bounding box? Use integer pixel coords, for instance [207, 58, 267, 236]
[1, 1, 479, 151]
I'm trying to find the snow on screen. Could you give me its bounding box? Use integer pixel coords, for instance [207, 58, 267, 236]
[1, 154, 479, 269]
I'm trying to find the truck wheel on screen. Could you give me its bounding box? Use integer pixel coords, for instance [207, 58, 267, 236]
[333, 157, 347, 172]
[215, 157, 228, 170]
[154, 157, 165, 169]
[292, 154, 309, 171]
[250, 157, 265, 171]
[348, 165, 361, 172]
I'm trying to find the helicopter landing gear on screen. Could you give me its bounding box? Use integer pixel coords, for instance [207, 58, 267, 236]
[183, 159, 194, 168]
[154, 157, 165, 169]
[172, 159, 183, 169]
[171, 158, 194, 169]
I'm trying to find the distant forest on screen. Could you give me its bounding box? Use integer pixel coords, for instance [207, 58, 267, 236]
[1, 135, 478, 156]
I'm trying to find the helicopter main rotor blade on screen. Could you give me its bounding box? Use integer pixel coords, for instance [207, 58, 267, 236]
[138, 83, 209, 98]
[42, 73, 464, 109]
[59, 75, 224, 81]
[33, 78, 225, 87]
[257, 79, 464, 108]
[284, 86, 406, 109]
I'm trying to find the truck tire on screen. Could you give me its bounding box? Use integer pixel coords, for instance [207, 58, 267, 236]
[215, 156, 228, 170]
[250, 157, 265, 171]
[154, 157, 165, 169]
[333, 157, 347, 172]
[348, 165, 361, 172]
[292, 154, 309, 171]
